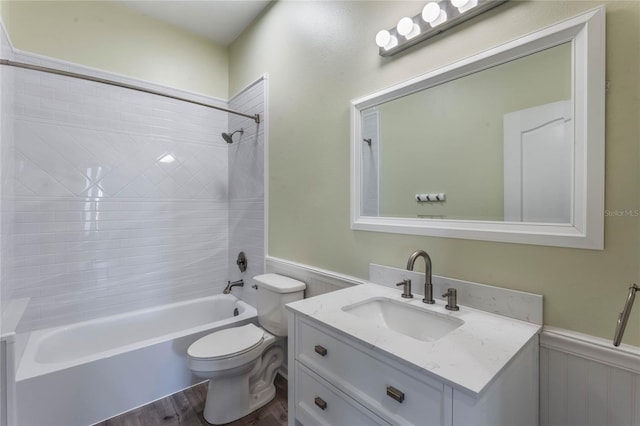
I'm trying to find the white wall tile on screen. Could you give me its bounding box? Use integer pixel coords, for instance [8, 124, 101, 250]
[7, 57, 233, 331]
[226, 79, 266, 306]
[0, 51, 15, 314]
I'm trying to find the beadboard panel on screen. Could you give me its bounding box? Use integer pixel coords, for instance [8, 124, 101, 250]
[540, 328, 640, 426]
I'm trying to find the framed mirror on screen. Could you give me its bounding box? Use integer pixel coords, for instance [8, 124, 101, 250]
[350, 7, 605, 249]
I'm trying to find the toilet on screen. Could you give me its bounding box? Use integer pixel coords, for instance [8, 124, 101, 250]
[187, 273, 305, 425]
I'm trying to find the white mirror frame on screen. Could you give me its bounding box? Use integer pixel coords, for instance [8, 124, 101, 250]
[350, 7, 605, 250]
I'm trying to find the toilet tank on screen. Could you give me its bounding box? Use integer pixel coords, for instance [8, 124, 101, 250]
[254, 274, 305, 336]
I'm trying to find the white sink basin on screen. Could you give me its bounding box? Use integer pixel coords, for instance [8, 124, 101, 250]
[342, 297, 464, 342]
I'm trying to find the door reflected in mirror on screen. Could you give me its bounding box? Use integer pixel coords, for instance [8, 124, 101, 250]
[361, 43, 572, 223]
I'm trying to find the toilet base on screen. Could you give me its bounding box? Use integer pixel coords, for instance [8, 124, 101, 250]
[203, 380, 276, 425]
[201, 345, 284, 425]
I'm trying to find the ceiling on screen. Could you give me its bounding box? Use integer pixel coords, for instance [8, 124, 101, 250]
[116, 0, 272, 46]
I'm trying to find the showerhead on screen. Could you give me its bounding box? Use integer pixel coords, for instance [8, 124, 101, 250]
[221, 132, 234, 144]
[221, 128, 244, 144]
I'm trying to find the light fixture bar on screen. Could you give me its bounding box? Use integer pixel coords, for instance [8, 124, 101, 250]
[378, 0, 508, 57]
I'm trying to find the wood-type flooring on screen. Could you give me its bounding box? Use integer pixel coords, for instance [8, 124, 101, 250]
[95, 374, 288, 426]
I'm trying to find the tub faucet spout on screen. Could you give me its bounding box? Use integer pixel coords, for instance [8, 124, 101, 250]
[406, 250, 434, 304]
[223, 279, 244, 294]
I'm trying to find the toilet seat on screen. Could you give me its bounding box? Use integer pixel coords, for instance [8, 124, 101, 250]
[187, 323, 277, 374]
[188, 323, 264, 361]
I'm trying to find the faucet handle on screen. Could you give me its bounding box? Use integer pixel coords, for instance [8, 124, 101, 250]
[442, 288, 460, 311]
[396, 279, 413, 299]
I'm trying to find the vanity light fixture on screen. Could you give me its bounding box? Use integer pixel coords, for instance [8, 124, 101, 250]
[422, 2, 447, 27]
[376, 0, 507, 56]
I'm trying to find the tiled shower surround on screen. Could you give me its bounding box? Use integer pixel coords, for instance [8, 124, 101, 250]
[0, 27, 15, 315]
[5, 51, 265, 331]
[227, 80, 266, 308]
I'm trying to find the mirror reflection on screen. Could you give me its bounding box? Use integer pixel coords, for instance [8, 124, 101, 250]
[361, 42, 572, 223]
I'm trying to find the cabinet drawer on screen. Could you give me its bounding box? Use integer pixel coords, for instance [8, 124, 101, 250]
[296, 318, 447, 426]
[295, 363, 388, 426]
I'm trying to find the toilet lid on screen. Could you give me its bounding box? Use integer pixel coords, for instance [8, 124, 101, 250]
[188, 323, 264, 360]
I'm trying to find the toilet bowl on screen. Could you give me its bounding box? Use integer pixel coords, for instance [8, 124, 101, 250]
[187, 274, 305, 425]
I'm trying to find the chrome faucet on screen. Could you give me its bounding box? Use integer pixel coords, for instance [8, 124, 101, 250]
[406, 250, 434, 304]
[223, 279, 244, 294]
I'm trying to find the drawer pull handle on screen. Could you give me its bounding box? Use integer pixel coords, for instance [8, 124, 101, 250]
[314, 345, 328, 356]
[314, 396, 327, 410]
[386, 386, 405, 403]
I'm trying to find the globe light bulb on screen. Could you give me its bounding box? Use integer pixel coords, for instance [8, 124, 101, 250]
[422, 2, 447, 27]
[422, 2, 441, 23]
[386, 35, 399, 50]
[452, 0, 478, 13]
[397, 17, 414, 37]
[375, 30, 391, 48]
[451, 0, 469, 7]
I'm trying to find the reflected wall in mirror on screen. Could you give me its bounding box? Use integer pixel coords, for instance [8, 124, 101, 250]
[351, 7, 605, 249]
[363, 43, 572, 222]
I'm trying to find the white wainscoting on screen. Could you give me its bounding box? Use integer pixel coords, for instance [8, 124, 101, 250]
[267, 256, 640, 426]
[540, 327, 640, 426]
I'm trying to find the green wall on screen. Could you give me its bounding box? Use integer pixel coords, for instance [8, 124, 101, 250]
[1, 0, 229, 98]
[229, 1, 640, 345]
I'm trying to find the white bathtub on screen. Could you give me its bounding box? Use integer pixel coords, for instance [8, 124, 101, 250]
[15, 294, 257, 426]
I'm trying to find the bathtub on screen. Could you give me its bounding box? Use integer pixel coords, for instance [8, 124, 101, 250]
[15, 294, 256, 426]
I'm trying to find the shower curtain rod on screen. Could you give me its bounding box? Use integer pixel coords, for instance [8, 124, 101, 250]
[0, 59, 260, 124]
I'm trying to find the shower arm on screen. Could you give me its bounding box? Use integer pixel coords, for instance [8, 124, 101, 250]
[0, 59, 260, 124]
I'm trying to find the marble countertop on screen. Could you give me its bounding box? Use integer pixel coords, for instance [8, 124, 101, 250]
[286, 283, 541, 398]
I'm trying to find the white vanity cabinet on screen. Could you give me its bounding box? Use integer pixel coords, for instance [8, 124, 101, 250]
[291, 317, 450, 426]
[287, 288, 540, 426]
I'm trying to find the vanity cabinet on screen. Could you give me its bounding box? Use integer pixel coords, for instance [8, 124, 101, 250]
[288, 314, 539, 426]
